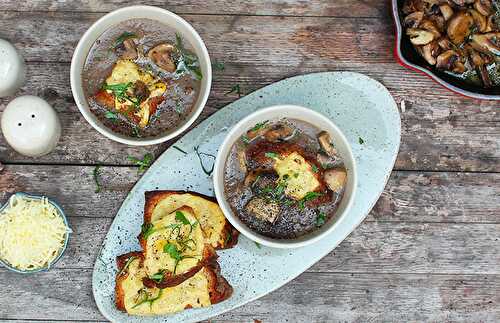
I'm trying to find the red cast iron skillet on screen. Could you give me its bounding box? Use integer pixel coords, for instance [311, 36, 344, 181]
[392, 0, 500, 100]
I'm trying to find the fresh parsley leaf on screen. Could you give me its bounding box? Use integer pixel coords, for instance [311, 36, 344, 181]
[164, 243, 181, 260]
[316, 212, 326, 227]
[141, 223, 155, 239]
[128, 153, 154, 173]
[298, 192, 323, 210]
[225, 84, 242, 97]
[175, 211, 190, 225]
[93, 165, 102, 193]
[251, 120, 269, 132]
[265, 152, 278, 159]
[359, 137, 365, 144]
[150, 271, 165, 283]
[104, 110, 119, 122]
[113, 32, 136, 49]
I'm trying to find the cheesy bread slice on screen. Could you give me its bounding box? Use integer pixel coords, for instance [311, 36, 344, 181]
[143, 191, 239, 249]
[115, 252, 232, 315]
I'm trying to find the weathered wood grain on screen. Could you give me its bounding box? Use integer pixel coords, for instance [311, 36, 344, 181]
[1, 166, 499, 274]
[1, 165, 499, 223]
[0, 63, 499, 171]
[0, 12, 393, 64]
[0, 0, 385, 17]
[21, 215, 500, 275]
[1, 269, 498, 322]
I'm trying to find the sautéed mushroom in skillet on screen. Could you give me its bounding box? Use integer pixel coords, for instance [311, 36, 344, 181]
[82, 19, 202, 138]
[223, 119, 348, 239]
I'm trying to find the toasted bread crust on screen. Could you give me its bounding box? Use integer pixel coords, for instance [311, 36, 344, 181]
[115, 251, 144, 312]
[204, 260, 233, 304]
[143, 190, 239, 249]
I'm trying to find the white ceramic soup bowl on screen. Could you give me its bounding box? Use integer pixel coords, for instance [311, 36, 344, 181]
[214, 105, 357, 249]
[70, 5, 211, 146]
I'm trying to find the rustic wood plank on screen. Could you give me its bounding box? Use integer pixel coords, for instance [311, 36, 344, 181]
[1, 269, 498, 322]
[0, 0, 384, 17]
[1, 165, 498, 223]
[0, 63, 499, 171]
[1, 167, 499, 275]
[0, 12, 393, 64]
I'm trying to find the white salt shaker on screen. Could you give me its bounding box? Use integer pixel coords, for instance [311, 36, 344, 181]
[1, 95, 61, 157]
[0, 39, 26, 97]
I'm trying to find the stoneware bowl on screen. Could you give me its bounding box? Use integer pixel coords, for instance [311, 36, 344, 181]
[392, 0, 500, 100]
[213, 105, 357, 249]
[70, 5, 212, 145]
[0, 192, 71, 274]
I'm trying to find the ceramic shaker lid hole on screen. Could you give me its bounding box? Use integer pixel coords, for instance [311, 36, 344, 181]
[0, 39, 26, 97]
[1, 95, 61, 157]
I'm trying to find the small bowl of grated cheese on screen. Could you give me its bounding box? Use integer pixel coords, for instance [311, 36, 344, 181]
[0, 192, 71, 273]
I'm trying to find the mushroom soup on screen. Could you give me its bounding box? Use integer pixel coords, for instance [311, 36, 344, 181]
[82, 19, 201, 138]
[223, 119, 348, 239]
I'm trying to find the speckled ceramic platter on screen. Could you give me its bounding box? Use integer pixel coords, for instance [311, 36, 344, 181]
[92, 72, 401, 322]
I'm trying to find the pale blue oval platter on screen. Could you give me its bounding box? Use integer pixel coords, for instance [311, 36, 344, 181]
[92, 72, 401, 322]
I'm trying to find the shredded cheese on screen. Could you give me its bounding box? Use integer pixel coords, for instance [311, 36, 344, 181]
[0, 195, 70, 270]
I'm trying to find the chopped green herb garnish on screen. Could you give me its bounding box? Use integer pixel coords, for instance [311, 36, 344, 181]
[104, 110, 119, 122]
[241, 135, 250, 144]
[174, 33, 203, 80]
[128, 153, 154, 173]
[131, 126, 141, 138]
[150, 270, 165, 283]
[194, 146, 215, 176]
[164, 243, 181, 259]
[312, 164, 319, 173]
[93, 165, 102, 193]
[298, 192, 323, 210]
[141, 223, 155, 239]
[102, 82, 139, 107]
[265, 152, 278, 159]
[251, 120, 269, 132]
[212, 61, 225, 71]
[316, 212, 326, 227]
[226, 84, 242, 97]
[132, 288, 163, 309]
[113, 32, 136, 49]
[255, 242, 262, 249]
[117, 256, 137, 276]
[175, 211, 190, 225]
[172, 145, 188, 155]
[359, 137, 365, 144]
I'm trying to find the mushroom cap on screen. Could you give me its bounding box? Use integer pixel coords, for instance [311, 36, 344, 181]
[439, 4, 455, 21]
[470, 32, 500, 56]
[468, 8, 488, 32]
[147, 43, 176, 72]
[404, 11, 424, 28]
[407, 28, 435, 45]
[474, 0, 492, 16]
[447, 11, 474, 45]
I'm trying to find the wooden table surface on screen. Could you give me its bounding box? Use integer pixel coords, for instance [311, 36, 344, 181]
[0, 1, 499, 322]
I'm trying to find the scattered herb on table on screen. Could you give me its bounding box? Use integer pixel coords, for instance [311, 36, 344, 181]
[194, 146, 216, 176]
[172, 145, 187, 155]
[359, 137, 365, 144]
[226, 84, 242, 97]
[212, 61, 225, 71]
[93, 165, 102, 193]
[113, 31, 137, 49]
[128, 153, 154, 173]
[316, 212, 326, 227]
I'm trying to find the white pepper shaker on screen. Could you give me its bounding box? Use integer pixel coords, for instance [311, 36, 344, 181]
[0, 39, 26, 97]
[1, 95, 61, 157]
